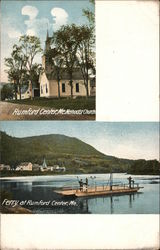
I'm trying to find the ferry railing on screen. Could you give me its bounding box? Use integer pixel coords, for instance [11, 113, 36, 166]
[61, 181, 140, 193]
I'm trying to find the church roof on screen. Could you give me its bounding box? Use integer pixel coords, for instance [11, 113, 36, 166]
[46, 67, 84, 81]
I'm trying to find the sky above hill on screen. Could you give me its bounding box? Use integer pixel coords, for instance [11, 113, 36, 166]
[1, 0, 93, 82]
[1, 121, 159, 161]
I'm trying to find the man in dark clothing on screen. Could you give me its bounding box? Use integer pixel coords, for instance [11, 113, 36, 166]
[128, 176, 132, 189]
[85, 178, 88, 191]
[79, 179, 83, 191]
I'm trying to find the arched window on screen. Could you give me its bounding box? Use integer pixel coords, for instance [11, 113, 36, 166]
[46, 84, 48, 93]
[41, 86, 43, 94]
[76, 83, 79, 93]
[62, 83, 65, 92]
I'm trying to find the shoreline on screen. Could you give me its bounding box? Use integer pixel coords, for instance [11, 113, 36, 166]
[0, 173, 159, 180]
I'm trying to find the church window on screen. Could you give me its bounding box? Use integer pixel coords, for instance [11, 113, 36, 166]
[46, 84, 48, 93]
[76, 83, 79, 93]
[62, 83, 65, 93]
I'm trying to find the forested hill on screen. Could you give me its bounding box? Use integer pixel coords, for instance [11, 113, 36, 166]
[1, 132, 159, 175]
[1, 131, 106, 160]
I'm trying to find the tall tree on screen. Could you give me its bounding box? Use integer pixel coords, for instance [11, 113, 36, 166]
[19, 35, 42, 99]
[5, 57, 18, 100]
[12, 45, 28, 100]
[76, 25, 95, 97]
[83, 0, 95, 28]
[46, 48, 64, 99]
[5, 45, 27, 100]
[52, 25, 79, 98]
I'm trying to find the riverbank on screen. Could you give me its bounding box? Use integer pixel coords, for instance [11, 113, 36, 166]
[1, 172, 159, 180]
[1, 170, 160, 179]
[0, 205, 32, 214]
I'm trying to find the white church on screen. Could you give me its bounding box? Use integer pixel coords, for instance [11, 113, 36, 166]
[39, 32, 95, 98]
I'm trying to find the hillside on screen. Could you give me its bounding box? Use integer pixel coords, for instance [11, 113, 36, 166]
[1, 132, 159, 175]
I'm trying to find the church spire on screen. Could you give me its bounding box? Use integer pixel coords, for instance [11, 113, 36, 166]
[42, 157, 47, 168]
[46, 29, 49, 40]
[45, 29, 51, 52]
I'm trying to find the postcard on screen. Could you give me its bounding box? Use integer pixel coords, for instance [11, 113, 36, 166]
[0, 0, 159, 249]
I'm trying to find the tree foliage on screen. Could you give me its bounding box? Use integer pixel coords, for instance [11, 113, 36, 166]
[82, 0, 95, 27]
[1, 84, 14, 100]
[48, 23, 95, 97]
[5, 35, 42, 100]
[5, 45, 27, 100]
[128, 159, 160, 175]
[46, 48, 64, 98]
[75, 25, 95, 96]
[52, 24, 79, 98]
[18, 35, 43, 99]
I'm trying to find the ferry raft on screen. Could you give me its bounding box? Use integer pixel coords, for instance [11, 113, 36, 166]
[55, 175, 144, 198]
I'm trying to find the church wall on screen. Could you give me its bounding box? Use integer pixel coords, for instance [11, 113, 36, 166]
[59, 80, 90, 97]
[40, 73, 50, 97]
[40, 74, 92, 98]
[49, 80, 58, 97]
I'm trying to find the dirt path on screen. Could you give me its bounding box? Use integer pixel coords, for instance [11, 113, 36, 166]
[0, 101, 95, 120]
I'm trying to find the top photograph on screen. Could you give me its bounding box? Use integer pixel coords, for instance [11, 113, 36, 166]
[0, 0, 96, 120]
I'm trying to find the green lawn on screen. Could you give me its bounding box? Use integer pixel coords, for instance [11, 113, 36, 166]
[8, 96, 95, 110]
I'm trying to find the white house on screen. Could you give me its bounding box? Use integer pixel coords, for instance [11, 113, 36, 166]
[0, 164, 11, 171]
[17, 85, 40, 100]
[17, 85, 31, 100]
[16, 162, 33, 171]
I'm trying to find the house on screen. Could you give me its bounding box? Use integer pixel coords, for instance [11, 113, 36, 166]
[17, 85, 31, 100]
[17, 85, 40, 100]
[52, 165, 66, 172]
[32, 164, 41, 171]
[16, 162, 33, 171]
[0, 164, 11, 171]
[46, 166, 55, 171]
[39, 32, 96, 98]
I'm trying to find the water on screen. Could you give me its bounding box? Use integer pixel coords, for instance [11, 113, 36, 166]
[0, 173, 159, 214]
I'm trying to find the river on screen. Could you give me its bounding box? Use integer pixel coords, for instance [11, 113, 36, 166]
[0, 173, 159, 214]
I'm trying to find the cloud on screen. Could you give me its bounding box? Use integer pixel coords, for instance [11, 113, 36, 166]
[22, 6, 38, 20]
[51, 8, 68, 31]
[26, 29, 36, 36]
[21, 5, 51, 38]
[21, 6, 68, 37]
[22, 6, 39, 36]
[8, 28, 22, 39]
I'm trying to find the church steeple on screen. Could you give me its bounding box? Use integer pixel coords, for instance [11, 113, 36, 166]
[46, 29, 49, 40]
[45, 29, 51, 52]
[42, 157, 47, 168]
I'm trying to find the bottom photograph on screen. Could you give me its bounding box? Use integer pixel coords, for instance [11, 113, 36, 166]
[0, 121, 159, 214]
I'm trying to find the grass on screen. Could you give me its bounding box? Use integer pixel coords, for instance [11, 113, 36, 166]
[7, 96, 95, 110]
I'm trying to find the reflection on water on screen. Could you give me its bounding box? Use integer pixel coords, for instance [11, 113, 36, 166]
[0, 173, 159, 214]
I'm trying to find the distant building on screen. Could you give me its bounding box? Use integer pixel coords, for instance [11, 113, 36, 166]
[17, 85, 31, 100]
[32, 164, 41, 171]
[0, 164, 11, 171]
[39, 31, 96, 98]
[39, 159, 66, 172]
[16, 162, 33, 171]
[52, 165, 66, 172]
[40, 158, 48, 171]
[46, 166, 54, 171]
